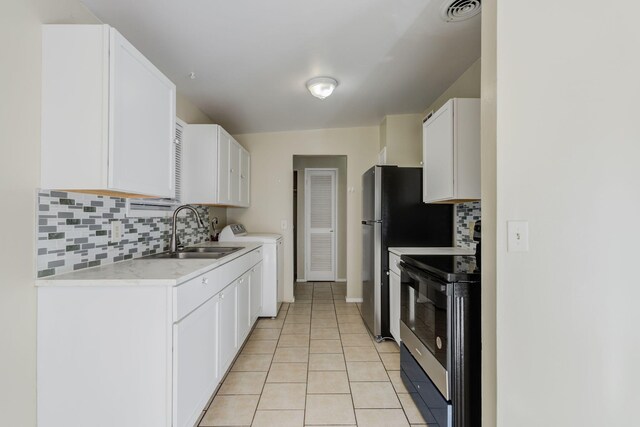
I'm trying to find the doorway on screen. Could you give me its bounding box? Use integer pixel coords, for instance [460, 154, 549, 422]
[292, 156, 347, 284]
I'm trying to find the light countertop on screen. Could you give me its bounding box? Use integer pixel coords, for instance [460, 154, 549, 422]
[388, 247, 475, 256]
[36, 241, 261, 287]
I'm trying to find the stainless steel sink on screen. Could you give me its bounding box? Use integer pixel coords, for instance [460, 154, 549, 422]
[182, 246, 243, 254]
[140, 246, 243, 260]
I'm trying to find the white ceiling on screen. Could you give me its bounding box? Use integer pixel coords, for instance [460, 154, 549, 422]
[81, 0, 480, 134]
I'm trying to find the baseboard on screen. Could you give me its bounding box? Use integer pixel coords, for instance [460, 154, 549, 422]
[345, 297, 363, 303]
[336, 278, 347, 283]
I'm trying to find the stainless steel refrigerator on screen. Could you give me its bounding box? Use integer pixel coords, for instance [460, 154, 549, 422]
[361, 165, 453, 340]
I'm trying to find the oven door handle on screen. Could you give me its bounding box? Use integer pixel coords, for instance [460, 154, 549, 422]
[399, 262, 447, 293]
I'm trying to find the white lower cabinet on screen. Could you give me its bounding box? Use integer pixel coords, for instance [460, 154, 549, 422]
[173, 296, 219, 427]
[37, 247, 264, 427]
[250, 262, 263, 324]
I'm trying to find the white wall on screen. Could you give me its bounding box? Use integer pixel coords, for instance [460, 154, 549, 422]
[0, 2, 214, 424]
[495, 1, 640, 425]
[424, 58, 481, 116]
[480, 0, 497, 425]
[0, 2, 100, 425]
[176, 92, 213, 125]
[228, 127, 379, 302]
[380, 114, 423, 167]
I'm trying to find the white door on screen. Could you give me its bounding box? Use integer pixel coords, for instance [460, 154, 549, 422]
[305, 169, 337, 281]
[217, 128, 231, 204]
[423, 100, 455, 202]
[109, 28, 176, 198]
[217, 283, 237, 374]
[229, 141, 241, 204]
[389, 271, 401, 343]
[240, 148, 250, 207]
[173, 296, 218, 427]
[236, 273, 250, 343]
[250, 262, 263, 322]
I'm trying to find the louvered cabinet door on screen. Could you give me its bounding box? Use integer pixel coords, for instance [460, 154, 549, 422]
[305, 169, 337, 281]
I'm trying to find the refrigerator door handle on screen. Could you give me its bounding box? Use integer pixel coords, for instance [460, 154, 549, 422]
[361, 220, 382, 225]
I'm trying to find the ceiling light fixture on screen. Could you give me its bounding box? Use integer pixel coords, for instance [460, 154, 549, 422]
[306, 77, 338, 100]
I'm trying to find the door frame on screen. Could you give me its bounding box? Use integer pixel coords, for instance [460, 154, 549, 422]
[304, 168, 338, 281]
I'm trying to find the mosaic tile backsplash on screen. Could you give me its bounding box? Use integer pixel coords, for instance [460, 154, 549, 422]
[37, 190, 211, 278]
[456, 201, 481, 249]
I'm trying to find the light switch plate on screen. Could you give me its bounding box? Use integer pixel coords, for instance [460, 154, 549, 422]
[507, 221, 529, 252]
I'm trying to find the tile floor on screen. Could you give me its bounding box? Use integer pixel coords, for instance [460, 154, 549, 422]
[198, 282, 428, 427]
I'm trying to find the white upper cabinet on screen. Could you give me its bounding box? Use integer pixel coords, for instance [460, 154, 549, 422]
[422, 98, 480, 203]
[41, 25, 176, 198]
[183, 124, 251, 207]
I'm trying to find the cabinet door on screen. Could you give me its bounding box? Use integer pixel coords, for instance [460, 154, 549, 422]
[173, 296, 218, 427]
[229, 141, 241, 205]
[250, 262, 263, 323]
[389, 271, 401, 343]
[109, 28, 176, 198]
[240, 148, 250, 207]
[423, 100, 454, 203]
[236, 273, 251, 344]
[218, 283, 238, 374]
[217, 128, 231, 205]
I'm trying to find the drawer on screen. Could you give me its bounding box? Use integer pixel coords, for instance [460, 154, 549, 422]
[174, 269, 221, 322]
[217, 251, 255, 285]
[400, 344, 450, 427]
[174, 248, 262, 322]
[389, 252, 401, 276]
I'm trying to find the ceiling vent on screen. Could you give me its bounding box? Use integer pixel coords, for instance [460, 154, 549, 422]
[441, 0, 482, 22]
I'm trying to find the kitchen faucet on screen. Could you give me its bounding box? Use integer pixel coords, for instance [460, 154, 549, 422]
[170, 205, 206, 253]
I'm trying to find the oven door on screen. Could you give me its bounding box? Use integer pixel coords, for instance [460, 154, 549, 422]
[399, 261, 451, 400]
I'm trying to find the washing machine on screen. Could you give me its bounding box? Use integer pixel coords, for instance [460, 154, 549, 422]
[219, 224, 283, 317]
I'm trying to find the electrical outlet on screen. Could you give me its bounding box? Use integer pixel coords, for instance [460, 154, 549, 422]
[507, 221, 529, 252]
[111, 220, 123, 243]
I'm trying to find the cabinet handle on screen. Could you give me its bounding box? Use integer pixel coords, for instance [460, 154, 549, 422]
[201, 277, 209, 285]
[386, 271, 390, 276]
[251, 268, 255, 273]
[230, 168, 234, 173]
[241, 174, 245, 179]
[239, 278, 245, 283]
[219, 293, 224, 299]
